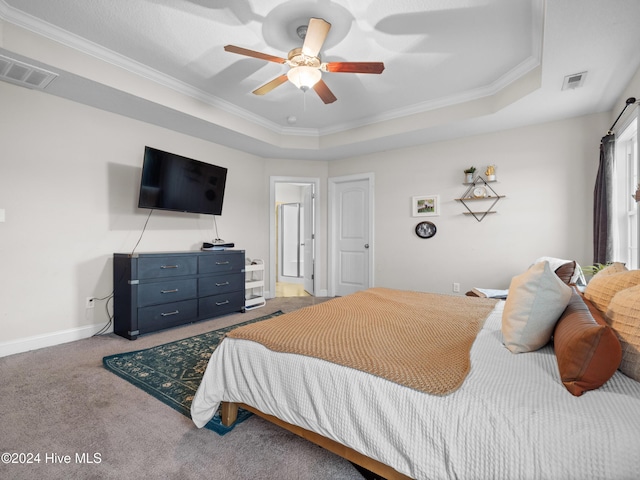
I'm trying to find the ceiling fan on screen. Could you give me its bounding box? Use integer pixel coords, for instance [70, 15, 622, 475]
[224, 17, 385, 104]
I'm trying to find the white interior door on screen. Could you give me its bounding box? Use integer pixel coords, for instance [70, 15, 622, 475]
[329, 175, 373, 296]
[302, 184, 315, 295]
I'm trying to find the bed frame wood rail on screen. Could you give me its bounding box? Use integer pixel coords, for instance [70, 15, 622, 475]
[221, 401, 413, 480]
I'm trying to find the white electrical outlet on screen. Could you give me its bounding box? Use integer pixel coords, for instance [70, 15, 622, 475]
[85, 297, 95, 309]
[452, 282, 460, 293]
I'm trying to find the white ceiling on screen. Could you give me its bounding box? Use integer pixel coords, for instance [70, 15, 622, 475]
[1, 0, 639, 160]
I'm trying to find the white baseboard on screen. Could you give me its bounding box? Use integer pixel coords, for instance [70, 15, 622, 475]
[1, 290, 333, 357]
[0, 323, 112, 358]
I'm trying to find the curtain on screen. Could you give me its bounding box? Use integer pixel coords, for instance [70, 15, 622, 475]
[593, 133, 615, 264]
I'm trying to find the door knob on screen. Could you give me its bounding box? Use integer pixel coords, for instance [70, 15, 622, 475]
[364, 244, 369, 249]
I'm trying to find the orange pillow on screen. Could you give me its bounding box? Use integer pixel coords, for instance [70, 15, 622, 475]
[606, 284, 640, 382]
[596, 262, 628, 276]
[553, 288, 622, 396]
[584, 269, 640, 314]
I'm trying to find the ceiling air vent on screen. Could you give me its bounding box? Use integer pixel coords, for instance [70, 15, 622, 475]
[562, 71, 587, 90]
[0, 54, 58, 90]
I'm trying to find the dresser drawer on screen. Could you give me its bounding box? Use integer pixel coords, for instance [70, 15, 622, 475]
[138, 299, 198, 333]
[198, 272, 244, 297]
[199, 252, 244, 274]
[199, 290, 244, 318]
[138, 278, 197, 307]
[138, 256, 197, 279]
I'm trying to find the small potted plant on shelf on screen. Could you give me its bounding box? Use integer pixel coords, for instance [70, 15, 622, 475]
[485, 165, 496, 181]
[464, 166, 476, 183]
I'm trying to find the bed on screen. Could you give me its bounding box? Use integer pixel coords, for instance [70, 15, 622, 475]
[191, 272, 640, 480]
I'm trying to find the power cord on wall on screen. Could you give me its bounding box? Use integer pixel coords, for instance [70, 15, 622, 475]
[212, 214, 225, 244]
[131, 208, 154, 255]
[92, 293, 114, 336]
[93, 209, 154, 336]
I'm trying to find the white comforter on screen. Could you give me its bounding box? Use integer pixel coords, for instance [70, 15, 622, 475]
[191, 301, 640, 480]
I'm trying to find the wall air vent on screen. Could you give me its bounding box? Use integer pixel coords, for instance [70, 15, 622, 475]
[0, 54, 58, 90]
[562, 71, 587, 90]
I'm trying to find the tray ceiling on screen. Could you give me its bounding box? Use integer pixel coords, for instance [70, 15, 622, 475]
[1, 0, 639, 160]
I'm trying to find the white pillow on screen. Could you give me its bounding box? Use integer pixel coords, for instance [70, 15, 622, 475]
[502, 261, 572, 353]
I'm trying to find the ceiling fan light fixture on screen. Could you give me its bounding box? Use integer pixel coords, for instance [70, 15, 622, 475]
[225, 16, 383, 104]
[287, 66, 321, 90]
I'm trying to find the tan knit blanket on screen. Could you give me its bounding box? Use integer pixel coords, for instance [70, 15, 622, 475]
[227, 288, 498, 395]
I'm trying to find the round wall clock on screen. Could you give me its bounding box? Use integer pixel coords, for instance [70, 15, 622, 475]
[473, 185, 487, 198]
[415, 221, 437, 239]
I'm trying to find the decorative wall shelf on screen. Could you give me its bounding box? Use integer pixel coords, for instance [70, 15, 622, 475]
[456, 176, 505, 222]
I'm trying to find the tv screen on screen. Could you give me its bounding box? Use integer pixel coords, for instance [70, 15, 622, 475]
[138, 146, 227, 215]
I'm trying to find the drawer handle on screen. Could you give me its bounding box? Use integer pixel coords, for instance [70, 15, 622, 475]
[161, 310, 180, 317]
[160, 265, 179, 269]
[215, 261, 230, 265]
[161, 289, 179, 294]
[215, 281, 230, 287]
[215, 300, 230, 306]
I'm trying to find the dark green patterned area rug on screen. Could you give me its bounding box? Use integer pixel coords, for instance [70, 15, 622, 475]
[103, 310, 284, 435]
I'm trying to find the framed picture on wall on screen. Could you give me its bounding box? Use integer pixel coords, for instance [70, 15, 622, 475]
[412, 195, 440, 217]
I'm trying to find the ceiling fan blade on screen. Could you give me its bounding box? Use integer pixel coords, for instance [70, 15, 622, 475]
[302, 18, 331, 57]
[252, 75, 289, 95]
[224, 45, 286, 64]
[313, 79, 337, 104]
[325, 62, 385, 74]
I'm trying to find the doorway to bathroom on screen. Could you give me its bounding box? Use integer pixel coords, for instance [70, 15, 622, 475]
[270, 177, 319, 298]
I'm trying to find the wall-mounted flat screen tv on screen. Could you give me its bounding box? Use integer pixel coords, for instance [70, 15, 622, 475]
[138, 146, 227, 215]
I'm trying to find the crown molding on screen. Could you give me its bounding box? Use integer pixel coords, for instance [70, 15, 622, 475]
[0, 0, 296, 134]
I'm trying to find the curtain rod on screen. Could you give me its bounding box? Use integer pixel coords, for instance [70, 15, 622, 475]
[608, 96, 637, 134]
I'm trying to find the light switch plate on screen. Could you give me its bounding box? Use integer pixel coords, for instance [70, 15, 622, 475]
[0, 209, 5, 222]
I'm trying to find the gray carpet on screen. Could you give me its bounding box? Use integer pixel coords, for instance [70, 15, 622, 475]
[0, 296, 367, 480]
